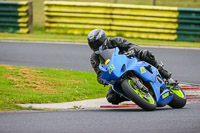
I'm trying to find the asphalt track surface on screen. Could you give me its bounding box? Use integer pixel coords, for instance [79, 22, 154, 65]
[0, 41, 200, 133]
[0, 41, 200, 84]
[0, 103, 200, 133]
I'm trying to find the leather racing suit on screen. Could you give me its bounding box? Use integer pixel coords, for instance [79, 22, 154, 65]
[90, 37, 165, 104]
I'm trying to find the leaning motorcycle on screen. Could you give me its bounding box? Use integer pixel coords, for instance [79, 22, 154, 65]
[98, 47, 186, 111]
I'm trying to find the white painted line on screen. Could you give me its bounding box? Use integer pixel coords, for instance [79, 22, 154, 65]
[140, 45, 200, 50]
[1, 40, 200, 50]
[0, 40, 86, 46]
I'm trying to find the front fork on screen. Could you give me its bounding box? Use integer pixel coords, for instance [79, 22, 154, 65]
[130, 77, 149, 92]
[119, 71, 150, 94]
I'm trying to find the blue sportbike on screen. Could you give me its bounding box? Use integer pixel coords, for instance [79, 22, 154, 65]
[98, 47, 186, 111]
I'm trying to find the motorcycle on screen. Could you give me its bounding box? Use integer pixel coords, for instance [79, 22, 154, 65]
[98, 47, 186, 111]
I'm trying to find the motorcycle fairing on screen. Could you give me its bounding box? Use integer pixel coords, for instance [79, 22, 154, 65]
[99, 48, 173, 105]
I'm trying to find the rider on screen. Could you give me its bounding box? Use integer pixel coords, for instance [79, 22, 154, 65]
[88, 29, 172, 105]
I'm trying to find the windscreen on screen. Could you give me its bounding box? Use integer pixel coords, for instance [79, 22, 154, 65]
[99, 49, 114, 64]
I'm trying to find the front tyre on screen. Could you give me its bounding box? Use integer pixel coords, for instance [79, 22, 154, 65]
[121, 78, 156, 111]
[168, 87, 186, 108]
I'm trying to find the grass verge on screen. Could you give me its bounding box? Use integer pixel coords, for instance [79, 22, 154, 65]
[1, 32, 200, 48]
[0, 65, 108, 111]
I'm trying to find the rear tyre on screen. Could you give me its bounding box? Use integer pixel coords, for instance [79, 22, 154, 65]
[168, 88, 186, 108]
[121, 78, 156, 111]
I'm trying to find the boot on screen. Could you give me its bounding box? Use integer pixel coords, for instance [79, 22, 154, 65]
[158, 66, 172, 80]
[106, 86, 129, 105]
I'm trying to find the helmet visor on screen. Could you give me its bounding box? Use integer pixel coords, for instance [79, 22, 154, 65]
[89, 40, 103, 51]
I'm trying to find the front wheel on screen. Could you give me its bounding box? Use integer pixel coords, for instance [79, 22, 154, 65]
[121, 78, 156, 111]
[168, 87, 186, 108]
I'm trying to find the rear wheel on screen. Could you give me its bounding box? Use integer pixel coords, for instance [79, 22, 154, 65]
[168, 87, 186, 108]
[121, 78, 156, 111]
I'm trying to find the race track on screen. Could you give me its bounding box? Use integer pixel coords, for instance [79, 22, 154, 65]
[0, 41, 199, 84]
[0, 41, 200, 133]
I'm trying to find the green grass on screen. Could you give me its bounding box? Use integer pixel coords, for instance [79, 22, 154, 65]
[0, 65, 108, 111]
[0, 32, 87, 43]
[1, 32, 200, 48]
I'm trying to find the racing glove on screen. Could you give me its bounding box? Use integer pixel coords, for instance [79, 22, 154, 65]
[137, 49, 155, 61]
[125, 47, 139, 56]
